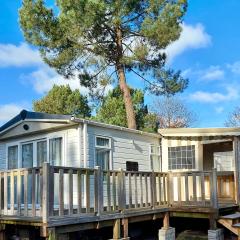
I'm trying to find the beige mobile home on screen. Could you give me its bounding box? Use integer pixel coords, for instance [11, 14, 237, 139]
[0, 110, 240, 240]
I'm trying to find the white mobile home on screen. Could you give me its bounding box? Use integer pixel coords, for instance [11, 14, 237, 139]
[0, 110, 161, 172]
[1, 110, 240, 239]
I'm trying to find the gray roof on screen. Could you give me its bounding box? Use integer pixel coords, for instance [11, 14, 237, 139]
[0, 110, 71, 133]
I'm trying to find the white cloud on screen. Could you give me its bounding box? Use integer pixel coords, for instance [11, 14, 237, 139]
[165, 23, 211, 62]
[200, 66, 225, 80]
[21, 65, 113, 96]
[0, 103, 31, 126]
[189, 87, 239, 103]
[0, 42, 42, 67]
[227, 61, 240, 74]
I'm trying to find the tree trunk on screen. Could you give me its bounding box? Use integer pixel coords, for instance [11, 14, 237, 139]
[115, 27, 137, 129]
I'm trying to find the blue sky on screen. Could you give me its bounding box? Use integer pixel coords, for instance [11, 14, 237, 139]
[0, 1, 240, 127]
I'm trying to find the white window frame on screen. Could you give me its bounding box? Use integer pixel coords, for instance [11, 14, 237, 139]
[149, 144, 162, 172]
[6, 133, 65, 169]
[94, 135, 112, 170]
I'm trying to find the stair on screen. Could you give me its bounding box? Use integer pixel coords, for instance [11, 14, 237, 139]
[218, 212, 240, 236]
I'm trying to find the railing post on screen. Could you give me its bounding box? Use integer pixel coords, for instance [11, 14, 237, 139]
[95, 166, 103, 216]
[42, 163, 50, 223]
[167, 172, 173, 206]
[211, 168, 218, 209]
[117, 168, 126, 211]
[150, 170, 156, 208]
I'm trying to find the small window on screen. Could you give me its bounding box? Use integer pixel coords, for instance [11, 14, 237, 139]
[168, 145, 195, 170]
[150, 144, 161, 172]
[126, 161, 139, 171]
[95, 136, 111, 170]
[49, 137, 62, 166]
[8, 145, 18, 169]
[37, 140, 47, 166]
[96, 137, 110, 148]
[22, 143, 33, 168]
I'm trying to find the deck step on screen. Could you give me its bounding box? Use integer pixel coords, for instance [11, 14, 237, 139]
[220, 212, 240, 220]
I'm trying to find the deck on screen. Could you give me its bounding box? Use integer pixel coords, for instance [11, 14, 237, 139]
[0, 163, 237, 238]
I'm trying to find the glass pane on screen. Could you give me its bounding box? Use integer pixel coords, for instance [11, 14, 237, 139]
[49, 138, 62, 166]
[8, 146, 18, 169]
[96, 149, 110, 170]
[96, 137, 110, 147]
[37, 140, 47, 166]
[22, 143, 33, 168]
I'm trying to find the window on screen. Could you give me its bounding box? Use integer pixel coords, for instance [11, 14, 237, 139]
[8, 145, 18, 169]
[49, 138, 62, 166]
[150, 145, 161, 171]
[126, 161, 138, 171]
[168, 145, 195, 170]
[95, 136, 111, 170]
[37, 140, 47, 166]
[22, 143, 33, 168]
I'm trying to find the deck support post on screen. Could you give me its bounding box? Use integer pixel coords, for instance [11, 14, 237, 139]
[158, 212, 175, 240]
[110, 219, 130, 240]
[0, 224, 6, 240]
[122, 218, 129, 239]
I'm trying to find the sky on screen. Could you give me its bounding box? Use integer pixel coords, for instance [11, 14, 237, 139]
[0, 0, 240, 127]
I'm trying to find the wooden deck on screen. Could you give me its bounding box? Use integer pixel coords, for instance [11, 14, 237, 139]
[0, 163, 237, 238]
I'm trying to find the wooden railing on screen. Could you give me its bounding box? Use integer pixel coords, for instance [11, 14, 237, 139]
[168, 169, 235, 208]
[0, 164, 236, 221]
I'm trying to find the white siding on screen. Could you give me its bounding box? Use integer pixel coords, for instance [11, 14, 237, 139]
[0, 143, 6, 169]
[87, 125, 160, 171]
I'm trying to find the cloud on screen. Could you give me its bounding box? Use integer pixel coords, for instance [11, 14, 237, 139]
[0, 42, 42, 67]
[0, 103, 31, 126]
[200, 66, 225, 80]
[189, 87, 239, 103]
[165, 23, 211, 62]
[227, 61, 240, 74]
[21, 65, 89, 94]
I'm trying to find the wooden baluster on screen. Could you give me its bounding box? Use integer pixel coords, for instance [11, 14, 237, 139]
[128, 173, 132, 209]
[24, 170, 28, 216]
[59, 169, 64, 216]
[201, 173, 206, 206]
[4, 172, 7, 215]
[185, 174, 189, 204]
[167, 172, 173, 206]
[134, 173, 138, 208]
[163, 174, 167, 204]
[117, 169, 126, 211]
[112, 172, 116, 211]
[95, 167, 103, 215]
[150, 171, 156, 208]
[17, 171, 21, 216]
[10, 171, 14, 215]
[86, 170, 90, 213]
[68, 169, 73, 215]
[32, 169, 36, 217]
[77, 170, 82, 214]
[0, 173, 2, 215]
[145, 174, 148, 207]
[107, 171, 111, 211]
[177, 174, 182, 206]
[140, 173, 143, 208]
[158, 174, 162, 205]
[192, 173, 197, 203]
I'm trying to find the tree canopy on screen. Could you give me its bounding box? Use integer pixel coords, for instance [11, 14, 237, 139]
[151, 97, 197, 128]
[94, 86, 158, 132]
[33, 84, 91, 117]
[20, 0, 188, 129]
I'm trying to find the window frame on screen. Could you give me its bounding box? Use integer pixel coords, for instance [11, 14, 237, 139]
[149, 144, 162, 172]
[6, 133, 65, 169]
[94, 135, 112, 170]
[168, 145, 196, 171]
